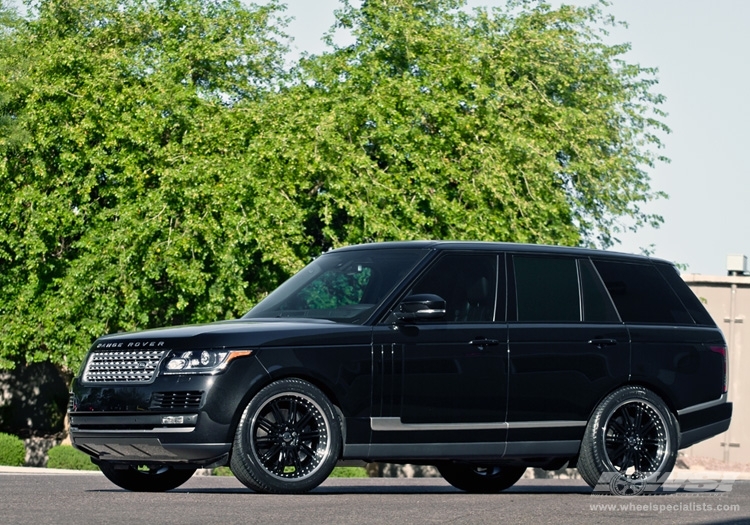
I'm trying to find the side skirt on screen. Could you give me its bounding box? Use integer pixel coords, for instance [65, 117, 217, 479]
[343, 440, 580, 461]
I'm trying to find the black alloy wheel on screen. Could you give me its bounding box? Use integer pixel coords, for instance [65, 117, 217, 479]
[578, 386, 678, 494]
[230, 378, 341, 494]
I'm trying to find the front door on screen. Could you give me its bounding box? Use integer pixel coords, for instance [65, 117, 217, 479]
[371, 252, 508, 440]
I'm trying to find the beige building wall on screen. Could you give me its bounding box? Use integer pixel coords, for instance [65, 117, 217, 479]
[680, 274, 750, 464]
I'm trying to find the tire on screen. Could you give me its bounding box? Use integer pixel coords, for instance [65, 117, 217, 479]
[578, 386, 678, 495]
[437, 463, 526, 493]
[230, 378, 342, 494]
[99, 463, 196, 492]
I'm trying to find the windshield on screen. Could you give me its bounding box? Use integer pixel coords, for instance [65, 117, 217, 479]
[243, 248, 429, 323]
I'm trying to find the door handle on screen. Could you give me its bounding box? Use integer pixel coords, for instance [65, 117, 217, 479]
[588, 338, 617, 349]
[469, 338, 500, 351]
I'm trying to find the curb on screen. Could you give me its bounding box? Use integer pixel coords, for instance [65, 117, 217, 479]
[670, 468, 750, 481]
[0, 466, 215, 475]
[0, 465, 102, 475]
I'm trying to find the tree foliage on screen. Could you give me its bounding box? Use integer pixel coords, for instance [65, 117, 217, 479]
[263, 0, 668, 250]
[0, 0, 292, 370]
[0, 0, 668, 372]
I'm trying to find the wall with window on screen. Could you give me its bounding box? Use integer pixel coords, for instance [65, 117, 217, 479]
[681, 274, 750, 465]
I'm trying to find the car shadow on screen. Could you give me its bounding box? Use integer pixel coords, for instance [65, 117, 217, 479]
[91, 478, 595, 495]
[91, 478, 746, 496]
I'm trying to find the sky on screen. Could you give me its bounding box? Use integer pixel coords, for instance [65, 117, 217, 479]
[273, 0, 750, 276]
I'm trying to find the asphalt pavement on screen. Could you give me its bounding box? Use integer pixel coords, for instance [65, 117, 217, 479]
[1, 464, 749, 478]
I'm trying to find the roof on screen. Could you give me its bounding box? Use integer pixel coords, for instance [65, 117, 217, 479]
[332, 240, 665, 264]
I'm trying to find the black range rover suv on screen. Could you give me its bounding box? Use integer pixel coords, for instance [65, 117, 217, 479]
[68, 241, 731, 494]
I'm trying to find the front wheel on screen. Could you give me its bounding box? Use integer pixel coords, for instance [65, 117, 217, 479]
[230, 378, 342, 494]
[99, 463, 196, 492]
[578, 386, 678, 495]
[437, 463, 526, 493]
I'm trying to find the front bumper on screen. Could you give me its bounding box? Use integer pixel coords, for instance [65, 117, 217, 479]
[68, 355, 269, 467]
[69, 411, 231, 466]
[70, 432, 231, 467]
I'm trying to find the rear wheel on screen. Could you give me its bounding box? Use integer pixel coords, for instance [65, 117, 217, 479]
[99, 463, 196, 492]
[230, 378, 342, 494]
[437, 463, 526, 493]
[578, 386, 678, 495]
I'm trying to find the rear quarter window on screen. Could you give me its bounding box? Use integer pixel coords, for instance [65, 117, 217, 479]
[655, 263, 716, 326]
[592, 259, 694, 324]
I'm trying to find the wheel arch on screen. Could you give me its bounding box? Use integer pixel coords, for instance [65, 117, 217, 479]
[584, 380, 680, 427]
[226, 368, 347, 455]
[577, 381, 681, 460]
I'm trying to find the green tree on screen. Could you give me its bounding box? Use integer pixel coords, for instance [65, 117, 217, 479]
[252, 0, 667, 251]
[0, 1, 26, 152]
[0, 0, 292, 370]
[0, 0, 668, 373]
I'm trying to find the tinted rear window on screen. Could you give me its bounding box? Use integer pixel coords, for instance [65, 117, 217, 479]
[514, 256, 580, 322]
[592, 260, 694, 324]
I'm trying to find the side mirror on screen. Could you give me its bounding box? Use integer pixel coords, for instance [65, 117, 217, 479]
[395, 294, 446, 321]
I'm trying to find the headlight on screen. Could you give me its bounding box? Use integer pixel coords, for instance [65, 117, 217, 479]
[162, 349, 253, 375]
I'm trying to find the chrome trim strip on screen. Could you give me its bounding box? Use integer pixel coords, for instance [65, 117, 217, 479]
[507, 420, 586, 429]
[370, 417, 586, 432]
[69, 427, 195, 434]
[676, 393, 728, 416]
[371, 417, 506, 431]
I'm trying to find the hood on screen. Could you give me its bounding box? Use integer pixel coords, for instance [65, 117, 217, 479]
[91, 318, 362, 351]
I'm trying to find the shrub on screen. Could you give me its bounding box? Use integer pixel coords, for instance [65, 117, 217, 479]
[212, 466, 233, 476]
[329, 466, 368, 478]
[0, 432, 25, 466]
[46, 445, 99, 471]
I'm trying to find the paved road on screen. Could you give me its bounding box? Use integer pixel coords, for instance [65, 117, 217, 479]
[1, 471, 750, 524]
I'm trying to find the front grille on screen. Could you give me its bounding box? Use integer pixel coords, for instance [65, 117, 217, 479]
[83, 349, 167, 383]
[151, 391, 204, 409]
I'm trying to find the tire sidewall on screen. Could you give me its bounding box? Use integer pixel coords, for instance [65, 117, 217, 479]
[232, 378, 342, 493]
[580, 386, 678, 491]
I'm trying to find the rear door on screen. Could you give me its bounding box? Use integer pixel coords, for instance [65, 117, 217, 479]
[506, 255, 630, 449]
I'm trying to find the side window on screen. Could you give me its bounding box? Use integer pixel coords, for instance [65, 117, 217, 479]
[592, 259, 694, 324]
[514, 256, 579, 322]
[656, 263, 715, 326]
[579, 259, 620, 322]
[408, 253, 500, 322]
